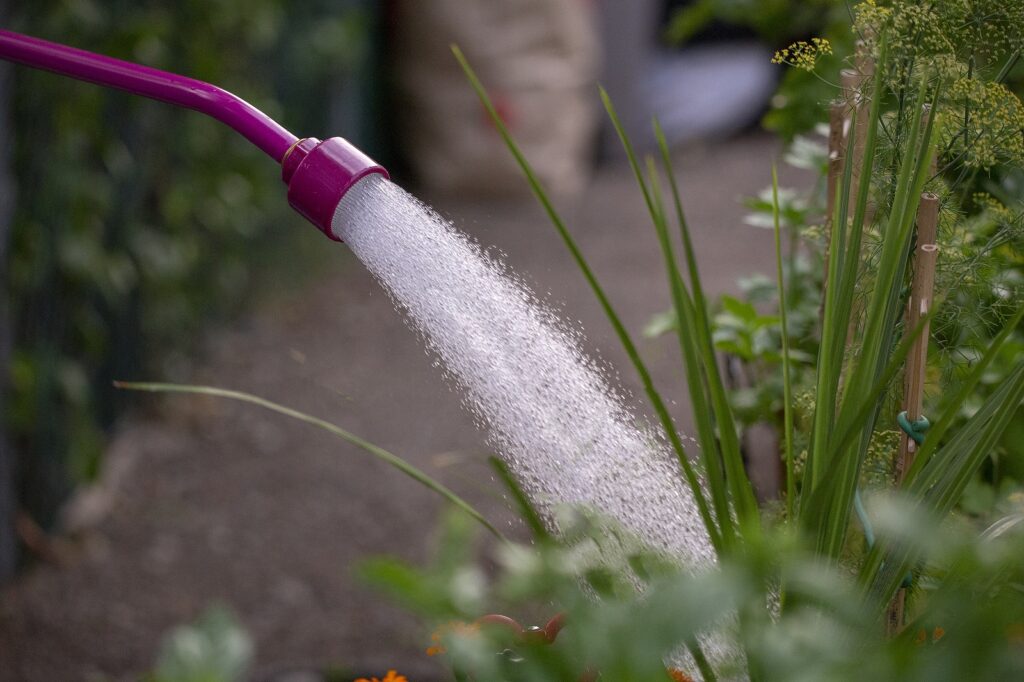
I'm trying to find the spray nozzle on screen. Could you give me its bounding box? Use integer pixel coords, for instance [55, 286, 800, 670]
[282, 137, 388, 241]
[0, 29, 387, 240]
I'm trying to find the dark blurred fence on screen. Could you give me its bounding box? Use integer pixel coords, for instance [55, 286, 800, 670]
[1, 0, 382, 576]
[0, 0, 17, 582]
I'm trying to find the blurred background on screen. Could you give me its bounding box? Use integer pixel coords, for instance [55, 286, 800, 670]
[0, 1, 841, 680]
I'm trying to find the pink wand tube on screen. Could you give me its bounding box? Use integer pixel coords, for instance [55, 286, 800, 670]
[0, 29, 387, 240]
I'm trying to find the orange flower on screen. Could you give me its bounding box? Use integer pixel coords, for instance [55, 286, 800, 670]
[667, 669, 696, 682]
[354, 670, 407, 682]
[913, 626, 947, 646]
[425, 620, 480, 656]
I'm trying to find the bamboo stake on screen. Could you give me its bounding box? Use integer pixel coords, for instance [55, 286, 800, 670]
[840, 64, 872, 350]
[897, 194, 939, 482]
[826, 100, 846, 233]
[841, 68, 864, 203]
[822, 101, 846, 298]
[844, 41, 873, 209]
[887, 191, 940, 634]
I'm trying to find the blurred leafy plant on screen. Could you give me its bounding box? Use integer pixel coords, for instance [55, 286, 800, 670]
[6, 0, 372, 529]
[147, 606, 253, 682]
[651, 0, 1024, 518]
[664, 0, 852, 141]
[364, 499, 1024, 681]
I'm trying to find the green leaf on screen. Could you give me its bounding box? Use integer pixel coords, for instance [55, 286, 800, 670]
[772, 163, 797, 521]
[643, 309, 678, 338]
[114, 381, 504, 540]
[152, 606, 252, 682]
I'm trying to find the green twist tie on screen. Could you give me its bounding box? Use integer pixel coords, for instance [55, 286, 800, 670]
[897, 411, 930, 445]
[851, 410, 930, 590]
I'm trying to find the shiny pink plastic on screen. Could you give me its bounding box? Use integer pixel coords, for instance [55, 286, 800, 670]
[0, 29, 297, 162]
[283, 137, 389, 241]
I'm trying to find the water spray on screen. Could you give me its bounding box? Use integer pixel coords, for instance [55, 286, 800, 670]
[2, 29, 728, 674]
[1, 24, 716, 580]
[0, 29, 387, 241]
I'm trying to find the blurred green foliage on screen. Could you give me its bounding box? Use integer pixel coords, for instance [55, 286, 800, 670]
[653, 2, 1024, 511]
[147, 605, 253, 682]
[665, 0, 853, 141]
[5, 0, 375, 528]
[364, 502, 1024, 681]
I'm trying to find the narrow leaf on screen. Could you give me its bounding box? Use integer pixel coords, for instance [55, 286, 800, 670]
[115, 381, 504, 540]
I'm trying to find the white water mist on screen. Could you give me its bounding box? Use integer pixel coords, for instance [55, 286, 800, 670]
[334, 174, 714, 568]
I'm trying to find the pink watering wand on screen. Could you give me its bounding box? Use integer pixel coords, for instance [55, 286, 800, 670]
[0, 29, 388, 241]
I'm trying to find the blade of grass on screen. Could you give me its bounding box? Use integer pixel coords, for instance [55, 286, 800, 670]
[649, 120, 759, 537]
[489, 456, 551, 543]
[807, 37, 891, 496]
[803, 106, 858, 496]
[800, 311, 930, 527]
[114, 381, 504, 540]
[918, 366, 1024, 512]
[804, 35, 888, 497]
[820, 86, 936, 559]
[856, 305, 1023, 591]
[644, 156, 736, 550]
[771, 164, 796, 520]
[812, 71, 933, 559]
[452, 45, 722, 552]
[859, 305, 1023, 595]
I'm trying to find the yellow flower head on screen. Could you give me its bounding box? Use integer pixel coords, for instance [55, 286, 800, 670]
[772, 38, 833, 72]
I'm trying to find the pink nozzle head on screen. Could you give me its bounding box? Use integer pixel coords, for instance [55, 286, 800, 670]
[281, 137, 389, 241]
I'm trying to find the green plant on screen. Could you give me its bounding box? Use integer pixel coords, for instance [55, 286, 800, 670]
[437, 4, 1024, 675]
[147, 606, 252, 682]
[653, 0, 1024, 509]
[364, 498, 1024, 681]
[118, 3, 1024, 678]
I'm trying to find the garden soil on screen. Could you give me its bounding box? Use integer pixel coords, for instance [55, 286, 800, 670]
[0, 134, 809, 682]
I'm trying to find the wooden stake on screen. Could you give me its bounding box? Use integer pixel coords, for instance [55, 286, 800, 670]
[839, 45, 876, 343]
[826, 100, 846, 231]
[822, 101, 846, 291]
[843, 43, 873, 208]
[887, 191, 940, 634]
[896, 193, 939, 483]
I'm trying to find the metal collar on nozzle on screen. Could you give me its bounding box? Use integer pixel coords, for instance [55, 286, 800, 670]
[0, 29, 388, 240]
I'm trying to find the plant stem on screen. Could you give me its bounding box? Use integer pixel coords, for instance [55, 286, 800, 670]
[772, 164, 797, 521]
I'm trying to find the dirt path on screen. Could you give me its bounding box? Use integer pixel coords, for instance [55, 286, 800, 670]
[0, 135, 809, 681]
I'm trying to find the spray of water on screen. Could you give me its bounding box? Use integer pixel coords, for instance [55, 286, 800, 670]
[334, 174, 714, 570]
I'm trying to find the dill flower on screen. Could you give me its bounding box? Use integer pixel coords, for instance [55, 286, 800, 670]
[942, 78, 1024, 170]
[772, 38, 833, 72]
[972, 193, 1013, 222]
